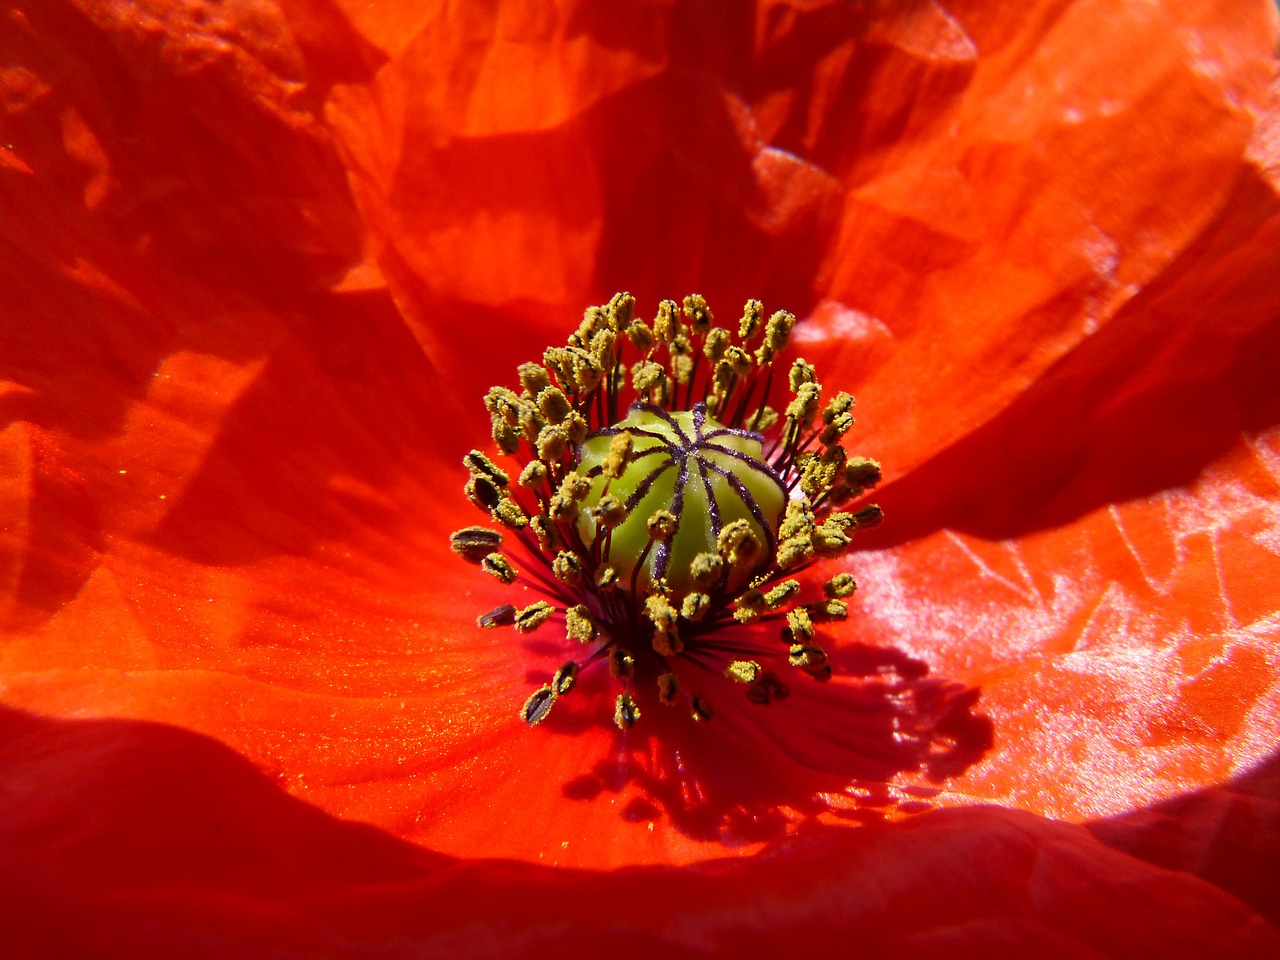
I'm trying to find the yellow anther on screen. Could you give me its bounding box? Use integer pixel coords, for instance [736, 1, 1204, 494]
[733, 588, 766, 622]
[776, 535, 814, 569]
[491, 498, 528, 530]
[530, 514, 561, 551]
[536, 424, 568, 461]
[465, 474, 503, 511]
[477, 604, 516, 628]
[632, 360, 667, 394]
[810, 598, 848, 621]
[590, 329, 617, 372]
[645, 594, 679, 633]
[517, 361, 551, 396]
[690, 694, 714, 722]
[614, 692, 640, 730]
[548, 493, 575, 522]
[517, 399, 545, 442]
[647, 509, 678, 542]
[596, 564, 619, 590]
[563, 412, 589, 445]
[779, 499, 815, 540]
[690, 552, 725, 588]
[449, 526, 503, 563]
[764, 579, 801, 609]
[725, 660, 761, 684]
[481, 553, 517, 584]
[788, 643, 827, 669]
[606, 291, 636, 330]
[590, 495, 627, 529]
[565, 604, 596, 643]
[841, 457, 882, 494]
[755, 310, 795, 364]
[657, 672, 680, 705]
[626, 320, 656, 351]
[717, 518, 760, 567]
[812, 519, 852, 555]
[520, 685, 557, 725]
[825, 572, 857, 598]
[464, 450, 509, 487]
[703, 327, 730, 362]
[518, 460, 548, 489]
[553, 660, 579, 695]
[491, 419, 520, 454]
[653, 299, 679, 342]
[785, 382, 821, 431]
[789, 358, 817, 392]
[802, 446, 845, 499]
[682, 293, 713, 334]
[552, 551, 582, 585]
[786, 607, 815, 643]
[514, 600, 554, 633]
[608, 646, 635, 680]
[557, 472, 591, 504]
[601, 432, 633, 480]
[738, 299, 763, 339]
[820, 412, 853, 447]
[671, 352, 694, 384]
[484, 386, 522, 422]
[537, 387, 571, 425]
[680, 592, 710, 621]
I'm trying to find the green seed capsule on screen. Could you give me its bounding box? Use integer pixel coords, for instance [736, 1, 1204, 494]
[576, 403, 786, 593]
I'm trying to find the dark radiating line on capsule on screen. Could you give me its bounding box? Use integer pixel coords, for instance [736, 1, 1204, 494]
[653, 457, 691, 582]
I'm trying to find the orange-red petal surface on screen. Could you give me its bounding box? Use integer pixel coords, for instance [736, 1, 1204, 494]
[3, 0, 1280, 951]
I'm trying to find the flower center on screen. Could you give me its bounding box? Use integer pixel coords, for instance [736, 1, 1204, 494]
[576, 404, 785, 595]
[450, 294, 883, 730]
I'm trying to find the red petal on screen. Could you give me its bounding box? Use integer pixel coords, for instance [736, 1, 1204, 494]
[3, 706, 1276, 957]
[2, 0, 1279, 946]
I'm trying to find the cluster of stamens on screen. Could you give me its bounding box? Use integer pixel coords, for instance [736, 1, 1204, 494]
[450, 294, 882, 730]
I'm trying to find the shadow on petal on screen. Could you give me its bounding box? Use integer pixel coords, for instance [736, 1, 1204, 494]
[541, 647, 992, 846]
[3, 704, 1275, 958]
[1088, 746, 1280, 929]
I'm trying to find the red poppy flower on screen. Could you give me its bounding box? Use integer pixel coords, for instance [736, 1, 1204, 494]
[2, 0, 1279, 955]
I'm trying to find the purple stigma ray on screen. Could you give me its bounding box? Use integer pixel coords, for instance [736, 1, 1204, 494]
[653, 457, 691, 582]
[700, 459, 780, 553]
[637, 402, 693, 446]
[694, 458, 725, 540]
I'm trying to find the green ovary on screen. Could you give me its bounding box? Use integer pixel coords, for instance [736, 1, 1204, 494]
[577, 407, 786, 594]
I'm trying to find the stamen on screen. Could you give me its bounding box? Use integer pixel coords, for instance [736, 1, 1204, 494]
[553, 661, 579, 695]
[657, 672, 680, 705]
[478, 604, 516, 628]
[454, 293, 883, 731]
[825, 572, 857, 598]
[614, 693, 640, 730]
[481, 553, 518, 584]
[514, 601, 554, 633]
[520, 686, 557, 725]
[609, 646, 635, 680]
[552, 551, 582, 586]
[565, 604, 596, 643]
[450, 526, 503, 562]
[725, 660, 761, 684]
